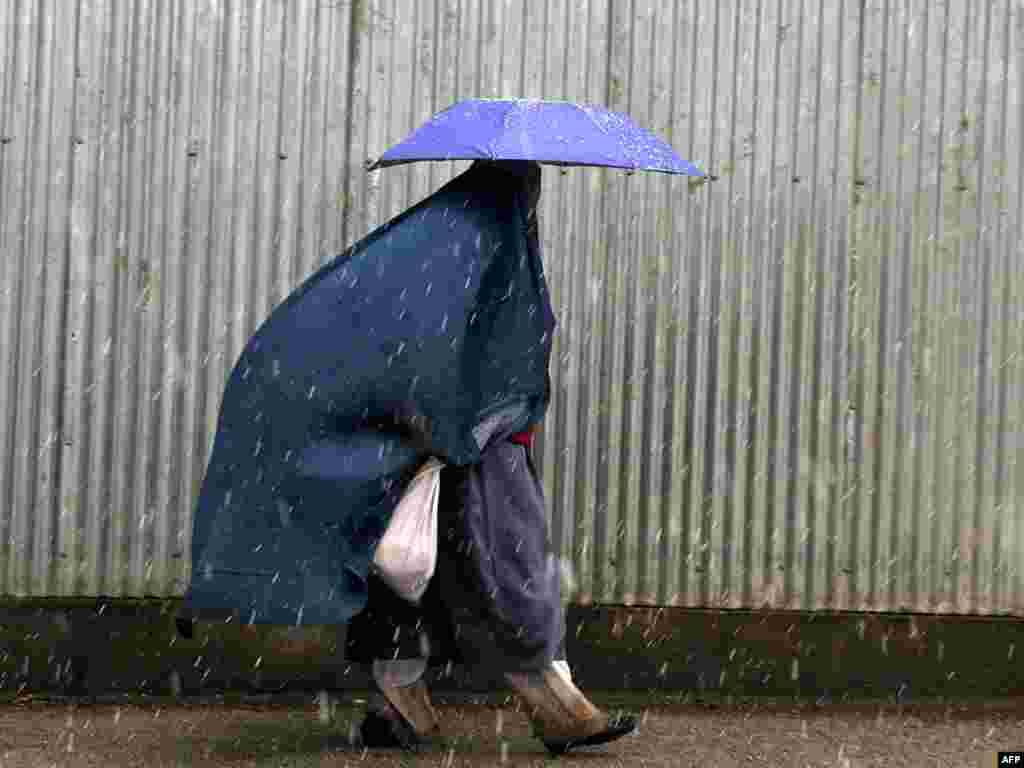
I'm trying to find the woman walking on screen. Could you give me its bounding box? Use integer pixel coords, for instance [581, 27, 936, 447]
[344, 162, 636, 753]
[179, 160, 635, 755]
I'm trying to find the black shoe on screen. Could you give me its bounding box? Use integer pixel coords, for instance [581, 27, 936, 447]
[541, 712, 639, 756]
[358, 695, 434, 751]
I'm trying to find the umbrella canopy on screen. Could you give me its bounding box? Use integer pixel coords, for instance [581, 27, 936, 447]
[369, 98, 704, 176]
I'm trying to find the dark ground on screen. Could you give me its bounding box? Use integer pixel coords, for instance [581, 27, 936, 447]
[2, 691, 1021, 767]
[5, 602, 1024, 766]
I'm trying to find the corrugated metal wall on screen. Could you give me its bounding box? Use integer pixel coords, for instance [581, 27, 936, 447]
[1, 0, 1021, 615]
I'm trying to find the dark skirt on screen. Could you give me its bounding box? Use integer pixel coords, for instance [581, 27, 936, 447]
[345, 443, 565, 672]
[343, 464, 469, 666]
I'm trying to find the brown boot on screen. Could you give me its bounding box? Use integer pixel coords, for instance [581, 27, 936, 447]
[377, 679, 442, 743]
[505, 666, 638, 755]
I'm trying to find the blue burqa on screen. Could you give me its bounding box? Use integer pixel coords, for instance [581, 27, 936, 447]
[181, 161, 555, 627]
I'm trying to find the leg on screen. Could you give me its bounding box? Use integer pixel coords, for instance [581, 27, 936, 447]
[372, 658, 428, 689]
[345, 573, 448, 748]
[503, 617, 636, 754]
[504, 664, 637, 755]
[447, 442, 637, 754]
[361, 657, 440, 749]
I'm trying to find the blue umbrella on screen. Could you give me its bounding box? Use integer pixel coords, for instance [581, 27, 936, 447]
[369, 98, 704, 176]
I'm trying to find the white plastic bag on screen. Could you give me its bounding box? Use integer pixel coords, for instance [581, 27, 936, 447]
[372, 457, 443, 603]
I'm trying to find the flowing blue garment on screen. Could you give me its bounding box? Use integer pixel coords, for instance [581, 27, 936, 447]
[182, 162, 555, 626]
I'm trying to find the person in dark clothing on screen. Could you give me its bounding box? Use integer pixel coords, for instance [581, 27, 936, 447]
[345, 162, 636, 755]
[348, 431, 636, 755]
[177, 159, 635, 755]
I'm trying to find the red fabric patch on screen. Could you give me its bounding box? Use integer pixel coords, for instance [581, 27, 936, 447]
[508, 428, 535, 449]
